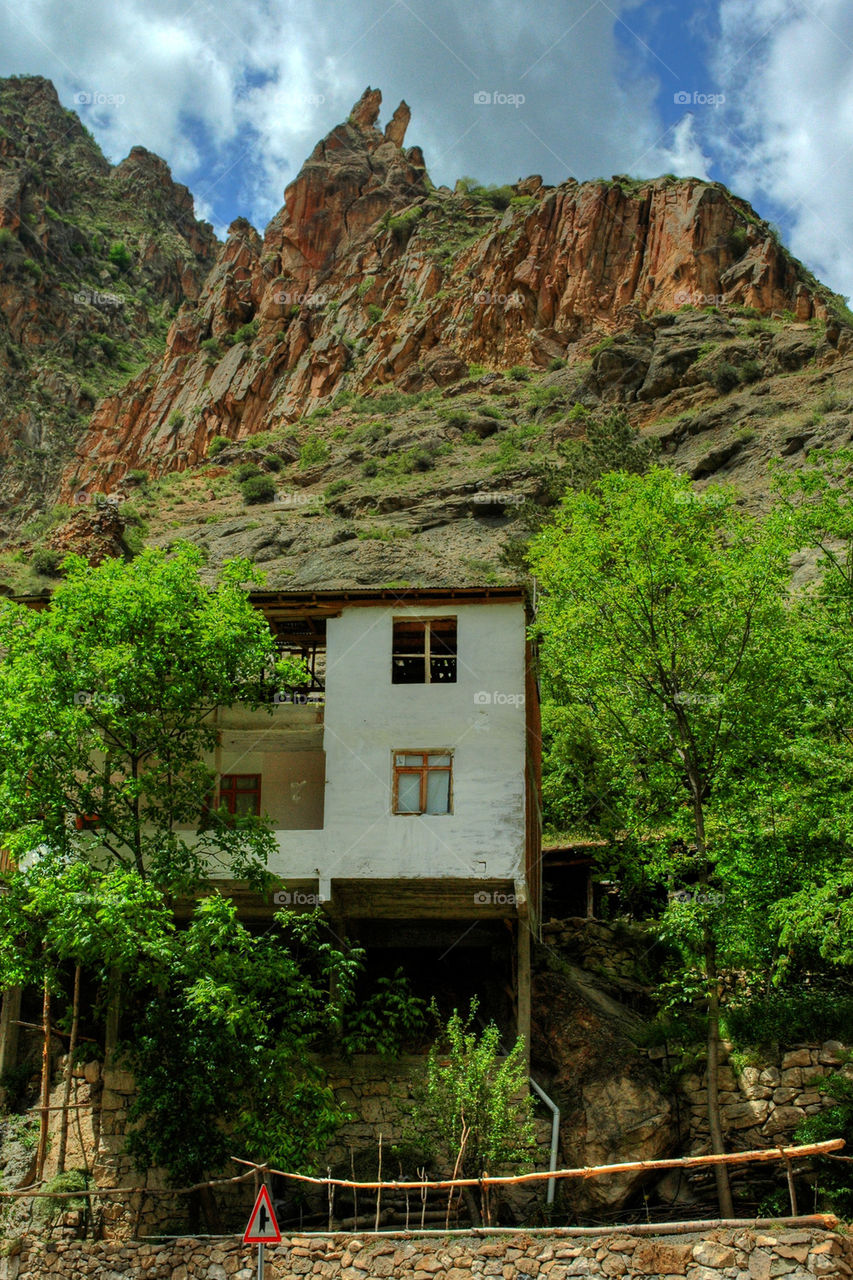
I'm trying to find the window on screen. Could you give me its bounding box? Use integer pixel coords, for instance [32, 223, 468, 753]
[392, 618, 457, 684]
[218, 774, 262, 817]
[393, 752, 452, 815]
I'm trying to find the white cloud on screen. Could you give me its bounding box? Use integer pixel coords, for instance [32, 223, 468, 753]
[712, 0, 853, 297]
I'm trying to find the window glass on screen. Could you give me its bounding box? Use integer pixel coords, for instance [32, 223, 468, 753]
[425, 770, 450, 814]
[396, 772, 421, 813]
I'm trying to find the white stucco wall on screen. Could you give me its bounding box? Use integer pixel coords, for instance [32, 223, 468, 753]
[264, 600, 529, 885]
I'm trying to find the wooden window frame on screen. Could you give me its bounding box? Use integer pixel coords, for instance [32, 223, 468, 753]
[392, 617, 457, 685]
[392, 751, 453, 816]
[218, 773, 262, 817]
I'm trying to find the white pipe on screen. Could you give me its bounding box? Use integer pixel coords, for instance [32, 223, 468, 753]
[528, 1076, 560, 1206]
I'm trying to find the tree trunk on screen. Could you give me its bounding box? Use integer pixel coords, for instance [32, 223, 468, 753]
[57, 964, 81, 1175]
[705, 931, 734, 1218]
[689, 781, 735, 1219]
[35, 974, 51, 1182]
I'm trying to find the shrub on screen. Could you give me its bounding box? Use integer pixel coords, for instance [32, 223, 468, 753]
[0, 227, 15, 251]
[727, 226, 750, 258]
[711, 361, 740, 394]
[127, 469, 148, 484]
[738, 359, 762, 384]
[168, 411, 185, 430]
[264, 455, 282, 473]
[22, 257, 42, 281]
[361, 459, 378, 477]
[324, 478, 349, 498]
[547, 357, 567, 371]
[234, 462, 262, 483]
[241, 475, 276, 505]
[108, 241, 131, 271]
[31, 547, 64, 577]
[366, 303, 384, 325]
[200, 337, 221, 357]
[299, 435, 329, 469]
[509, 365, 530, 381]
[444, 410, 472, 429]
[233, 318, 259, 345]
[208, 435, 230, 457]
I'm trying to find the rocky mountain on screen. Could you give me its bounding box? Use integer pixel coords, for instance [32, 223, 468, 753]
[1, 78, 851, 591]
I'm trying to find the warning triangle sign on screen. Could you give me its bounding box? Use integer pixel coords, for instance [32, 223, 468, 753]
[243, 1184, 282, 1244]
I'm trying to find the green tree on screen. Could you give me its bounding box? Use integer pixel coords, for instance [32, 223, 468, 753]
[0, 543, 303, 890]
[530, 468, 796, 1216]
[409, 1002, 535, 1224]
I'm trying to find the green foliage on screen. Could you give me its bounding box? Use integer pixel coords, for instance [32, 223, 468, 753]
[0, 1062, 33, 1113]
[547, 357, 566, 371]
[30, 547, 64, 577]
[383, 206, 423, 245]
[738, 358, 762, 384]
[108, 241, 131, 271]
[207, 435, 230, 456]
[361, 459, 378, 477]
[0, 543, 298, 891]
[0, 228, 15, 251]
[22, 257, 42, 282]
[232, 318, 260, 345]
[168, 411, 185, 430]
[409, 1002, 535, 1218]
[240, 475, 276, 505]
[125, 896, 362, 1186]
[324, 478, 349, 498]
[233, 462, 262, 483]
[727, 226, 750, 258]
[795, 1072, 853, 1213]
[711, 361, 740, 393]
[340, 968, 427, 1057]
[366, 303, 384, 325]
[299, 435, 329, 469]
[722, 991, 853, 1046]
[508, 365, 531, 381]
[32, 1169, 92, 1226]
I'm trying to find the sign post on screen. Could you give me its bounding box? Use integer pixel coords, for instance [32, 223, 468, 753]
[243, 1183, 281, 1280]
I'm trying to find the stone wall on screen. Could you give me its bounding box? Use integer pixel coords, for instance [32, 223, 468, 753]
[0, 1226, 849, 1280]
[683, 1043, 851, 1156]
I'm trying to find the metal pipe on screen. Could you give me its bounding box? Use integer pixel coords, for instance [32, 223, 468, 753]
[528, 1076, 560, 1206]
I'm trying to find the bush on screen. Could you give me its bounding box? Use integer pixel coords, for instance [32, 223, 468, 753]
[31, 547, 64, 577]
[727, 226, 750, 258]
[264, 455, 282, 473]
[208, 435, 230, 457]
[234, 462, 262, 483]
[361, 459, 378, 477]
[444, 410, 472, 429]
[325, 478, 349, 498]
[299, 435, 329, 469]
[722, 990, 853, 1045]
[240, 475, 276, 505]
[233, 318, 259, 345]
[168, 411, 185, 430]
[738, 359, 762, 384]
[127, 469, 148, 484]
[200, 337, 221, 357]
[509, 365, 530, 381]
[108, 241, 131, 271]
[547, 357, 567, 371]
[711, 361, 740, 394]
[22, 257, 42, 281]
[0, 227, 15, 251]
[366, 303, 384, 325]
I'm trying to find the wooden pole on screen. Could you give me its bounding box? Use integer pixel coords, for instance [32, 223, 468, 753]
[231, 1138, 845, 1192]
[57, 964, 81, 1175]
[35, 973, 51, 1183]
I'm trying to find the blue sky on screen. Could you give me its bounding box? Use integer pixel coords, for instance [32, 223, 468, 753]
[2, 0, 852, 297]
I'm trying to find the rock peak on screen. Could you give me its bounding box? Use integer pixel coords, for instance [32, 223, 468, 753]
[385, 100, 411, 148]
[350, 86, 382, 128]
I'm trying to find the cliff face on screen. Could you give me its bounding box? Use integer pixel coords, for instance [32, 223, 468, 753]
[53, 86, 833, 500]
[0, 76, 218, 520]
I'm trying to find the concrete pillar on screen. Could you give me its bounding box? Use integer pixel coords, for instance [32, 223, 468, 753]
[516, 922, 531, 1068]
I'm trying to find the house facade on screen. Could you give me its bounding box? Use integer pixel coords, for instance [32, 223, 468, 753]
[210, 586, 542, 1047]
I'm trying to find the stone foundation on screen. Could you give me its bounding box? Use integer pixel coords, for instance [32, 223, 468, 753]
[0, 1226, 849, 1280]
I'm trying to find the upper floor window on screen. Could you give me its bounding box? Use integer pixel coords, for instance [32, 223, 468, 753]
[219, 774, 261, 817]
[392, 618, 457, 684]
[393, 752, 453, 815]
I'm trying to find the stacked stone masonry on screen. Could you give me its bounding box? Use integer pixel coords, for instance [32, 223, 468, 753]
[0, 1227, 850, 1280]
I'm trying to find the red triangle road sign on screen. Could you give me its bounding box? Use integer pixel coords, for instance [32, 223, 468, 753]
[243, 1184, 282, 1244]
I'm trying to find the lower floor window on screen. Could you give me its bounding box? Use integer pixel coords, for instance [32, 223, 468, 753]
[393, 752, 452, 815]
[219, 773, 262, 817]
